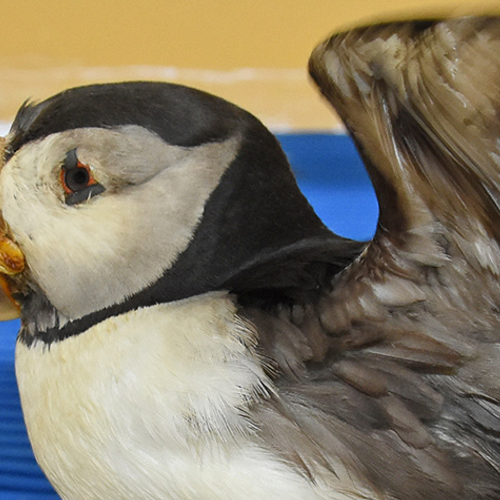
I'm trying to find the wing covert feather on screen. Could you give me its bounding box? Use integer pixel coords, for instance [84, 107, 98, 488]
[245, 17, 500, 498]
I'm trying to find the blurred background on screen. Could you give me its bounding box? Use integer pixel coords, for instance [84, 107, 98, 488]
[0, 0, 498, 498]
[0, 0, 498, 130]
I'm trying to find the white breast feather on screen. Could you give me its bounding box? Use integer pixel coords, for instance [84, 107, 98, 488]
[15, 292, 364, 500]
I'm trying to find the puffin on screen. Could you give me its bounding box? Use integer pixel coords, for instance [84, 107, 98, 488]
[1, 15, 500, 500]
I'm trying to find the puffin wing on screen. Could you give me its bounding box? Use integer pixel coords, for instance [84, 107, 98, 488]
[249, 17, 500, 498]
[308, 17, 500, 367]
[307, 17, 500, 387]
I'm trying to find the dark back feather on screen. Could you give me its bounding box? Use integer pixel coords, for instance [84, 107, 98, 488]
[242, 16, 500, 499]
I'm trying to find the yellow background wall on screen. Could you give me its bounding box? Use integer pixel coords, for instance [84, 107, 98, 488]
[0, 0, 497, 129]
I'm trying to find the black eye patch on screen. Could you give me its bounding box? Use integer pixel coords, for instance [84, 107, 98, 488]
[65, 184, 106, 206]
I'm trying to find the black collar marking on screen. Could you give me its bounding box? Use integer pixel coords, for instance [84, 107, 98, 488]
[18, 235, 362, 347]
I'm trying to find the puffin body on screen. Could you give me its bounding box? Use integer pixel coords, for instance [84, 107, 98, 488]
[8, 82, 364, 499]
[16, 295, 337, 500]
[3, 16, 500, 499]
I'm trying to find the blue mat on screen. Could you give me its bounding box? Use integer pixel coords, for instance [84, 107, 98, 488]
[0, 133, 378, 499]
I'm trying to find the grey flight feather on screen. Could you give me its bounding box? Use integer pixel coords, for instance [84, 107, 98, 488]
[244, 17, 500, 499]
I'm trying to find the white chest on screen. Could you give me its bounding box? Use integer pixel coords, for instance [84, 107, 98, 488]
[15, 293, 329, 500]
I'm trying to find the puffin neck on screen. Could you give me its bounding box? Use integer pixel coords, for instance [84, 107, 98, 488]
[17, 233, 360, 347]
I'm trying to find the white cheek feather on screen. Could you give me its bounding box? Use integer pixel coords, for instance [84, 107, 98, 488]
[16, 293, 348, 500]
[0, 130, 240, 320]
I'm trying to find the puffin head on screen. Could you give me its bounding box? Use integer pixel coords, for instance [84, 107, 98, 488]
[0, 82, 351, 344]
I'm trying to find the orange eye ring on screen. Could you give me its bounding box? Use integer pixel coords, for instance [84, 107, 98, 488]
[60, 160, 99, 195]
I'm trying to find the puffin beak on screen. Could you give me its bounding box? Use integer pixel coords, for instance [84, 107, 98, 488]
[0, 136, 25, 320]
[0, 230, 24, 321]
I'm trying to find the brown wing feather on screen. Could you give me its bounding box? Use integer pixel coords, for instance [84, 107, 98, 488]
[246, 17, 500, 498]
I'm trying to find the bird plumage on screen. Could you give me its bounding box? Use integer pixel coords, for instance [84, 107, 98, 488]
[3, 15, 500, 499]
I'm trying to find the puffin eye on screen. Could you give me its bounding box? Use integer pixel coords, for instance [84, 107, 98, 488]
[64, 166, 90, 192]
[60, 149, 106, 206]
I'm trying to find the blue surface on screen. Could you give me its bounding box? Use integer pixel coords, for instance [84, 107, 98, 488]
[0, 133, 378, 499]
[279, 133, 378, 241]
